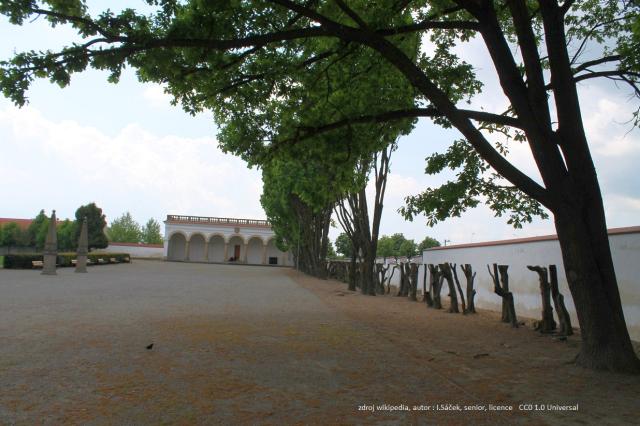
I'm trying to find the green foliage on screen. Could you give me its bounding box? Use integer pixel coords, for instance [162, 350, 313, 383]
[418, 236, 440, 251]
[107, 212, 142, 243]
[334, 233, 353, 258]
[401, 139, 548, 228]
[0, 222, 28, 250]
[141, 218, 163, 245]
[75, 203, 108, 249]
[376, 233, 417, 259]
[27, 209, 48, 247]
[57, 219, 77, 251]
[326, 240, 337, 259]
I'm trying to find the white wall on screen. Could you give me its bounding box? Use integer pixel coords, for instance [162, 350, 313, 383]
[421, 229, 640, 340]
[102, 243, 164, 258]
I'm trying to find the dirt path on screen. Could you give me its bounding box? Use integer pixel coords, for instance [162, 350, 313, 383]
[1, 262, 638, 425]
[290, 270, 640, 425]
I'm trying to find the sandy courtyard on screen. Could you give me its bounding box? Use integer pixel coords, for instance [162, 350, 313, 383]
[0, 260, 638, 425]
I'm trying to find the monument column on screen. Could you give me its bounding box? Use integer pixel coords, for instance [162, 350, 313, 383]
[224, 242, 229, 261]
[42, 210, 58, 275]
[262, 244, 267, 265]
[75, 217, 88, 273]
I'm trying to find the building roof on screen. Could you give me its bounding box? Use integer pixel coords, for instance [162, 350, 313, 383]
[0, 218, 33, 230]
[165, 214, 271, 228]
[426, 225, 640, 251]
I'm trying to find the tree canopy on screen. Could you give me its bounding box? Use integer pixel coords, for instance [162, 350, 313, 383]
[377, 233, 418, 259]
[141, 218, 163, 245]
[75, 203, 108, 250]
[107, 212, 142, 243]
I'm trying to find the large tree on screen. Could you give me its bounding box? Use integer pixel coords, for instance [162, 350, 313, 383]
[75, 203, 108, 250]
[107, 212, 142, 243]
[1, 1, 638, 372]
[141, 218, 163, 245]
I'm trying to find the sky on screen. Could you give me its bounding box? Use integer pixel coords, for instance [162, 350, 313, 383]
[1, 4, 639, 246]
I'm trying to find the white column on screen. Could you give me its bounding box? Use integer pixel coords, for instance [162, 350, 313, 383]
[204, 239, 210, 262]
[224, 242, 229, 262]
[185, 240, 190, 261]
[262, 244, 267, 265]
[242, 243, 248, 263]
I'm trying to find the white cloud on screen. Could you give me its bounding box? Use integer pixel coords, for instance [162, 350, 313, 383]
[142, 84, 174, 109]
[0, 105, 265, 224]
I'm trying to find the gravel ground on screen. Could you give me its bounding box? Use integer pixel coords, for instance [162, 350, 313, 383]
[0, 261, 638, 425]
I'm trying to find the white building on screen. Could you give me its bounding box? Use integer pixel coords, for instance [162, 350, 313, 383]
[164, 215, 291, 266]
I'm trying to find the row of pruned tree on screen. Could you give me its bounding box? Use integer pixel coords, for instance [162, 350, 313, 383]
[330, 259, 574, 339]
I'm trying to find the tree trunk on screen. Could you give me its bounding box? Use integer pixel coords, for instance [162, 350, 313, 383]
[408, 263, 419, 301]
[397, 262, 408, 297]
[554, 210, 640, 372]
[451, 263, 466, 314]
[488, 264, 518, 328]
[348, 254, 357, 291]
[440, 263, 459, 313]
[428, 264, 442, 309]
[527, 265, 556, 333]
[549, 264, 573, 337]
[461, 264, 476, 314]
[386, 265, 396, 294]
[422, 263, 433, 306]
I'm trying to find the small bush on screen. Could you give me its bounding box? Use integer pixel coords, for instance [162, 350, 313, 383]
[2, 252, 131, 269]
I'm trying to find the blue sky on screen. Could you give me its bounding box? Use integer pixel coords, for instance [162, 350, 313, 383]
[1, 3, 639, 246]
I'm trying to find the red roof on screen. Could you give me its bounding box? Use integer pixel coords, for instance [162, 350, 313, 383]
[0, 218, 33, 230]
[427, 225, 640, 251]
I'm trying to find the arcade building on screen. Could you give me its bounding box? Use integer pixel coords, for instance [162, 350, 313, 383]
[163, 215, 291, 266]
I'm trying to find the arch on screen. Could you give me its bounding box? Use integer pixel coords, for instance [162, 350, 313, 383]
[227, 235, 245, 262]
[227, 234, 246, 244]
[189, 233, 206, 262]
[168, 230, 188, 240]
[246, 236, 265, 265]
[168, 233, 187, 261]
[208, 234, 225, 262]
[207, 232, 227, 243]
[266, 238, 286, 265]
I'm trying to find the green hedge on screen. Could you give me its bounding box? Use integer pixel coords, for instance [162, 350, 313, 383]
[2, 252, 131, 269]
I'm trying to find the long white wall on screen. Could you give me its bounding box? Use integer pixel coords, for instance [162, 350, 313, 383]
[421, 228, 640, 340]
[102, 243, 164, 258]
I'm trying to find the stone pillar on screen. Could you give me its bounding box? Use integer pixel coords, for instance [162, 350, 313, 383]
[224, 242, 229, 262]
[204, 239, 210, 262]
[262, 244, 267, 265]
[242, 243, 248, 263]
[42, 210, 57, 275]
[75, 217, 88, 273]
[185, 240, 190, 262]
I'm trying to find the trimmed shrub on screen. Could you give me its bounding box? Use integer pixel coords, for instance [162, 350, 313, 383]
[3, 254, 42, 269]
[2, 252, 131, 269]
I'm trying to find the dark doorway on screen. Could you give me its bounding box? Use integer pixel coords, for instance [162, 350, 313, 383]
[269, 257, 278, 265]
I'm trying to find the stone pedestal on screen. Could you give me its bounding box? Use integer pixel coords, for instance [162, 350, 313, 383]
[42, 210, 58, 275]
[42, 210, 57, 275]
[75, 217, 88, 273]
